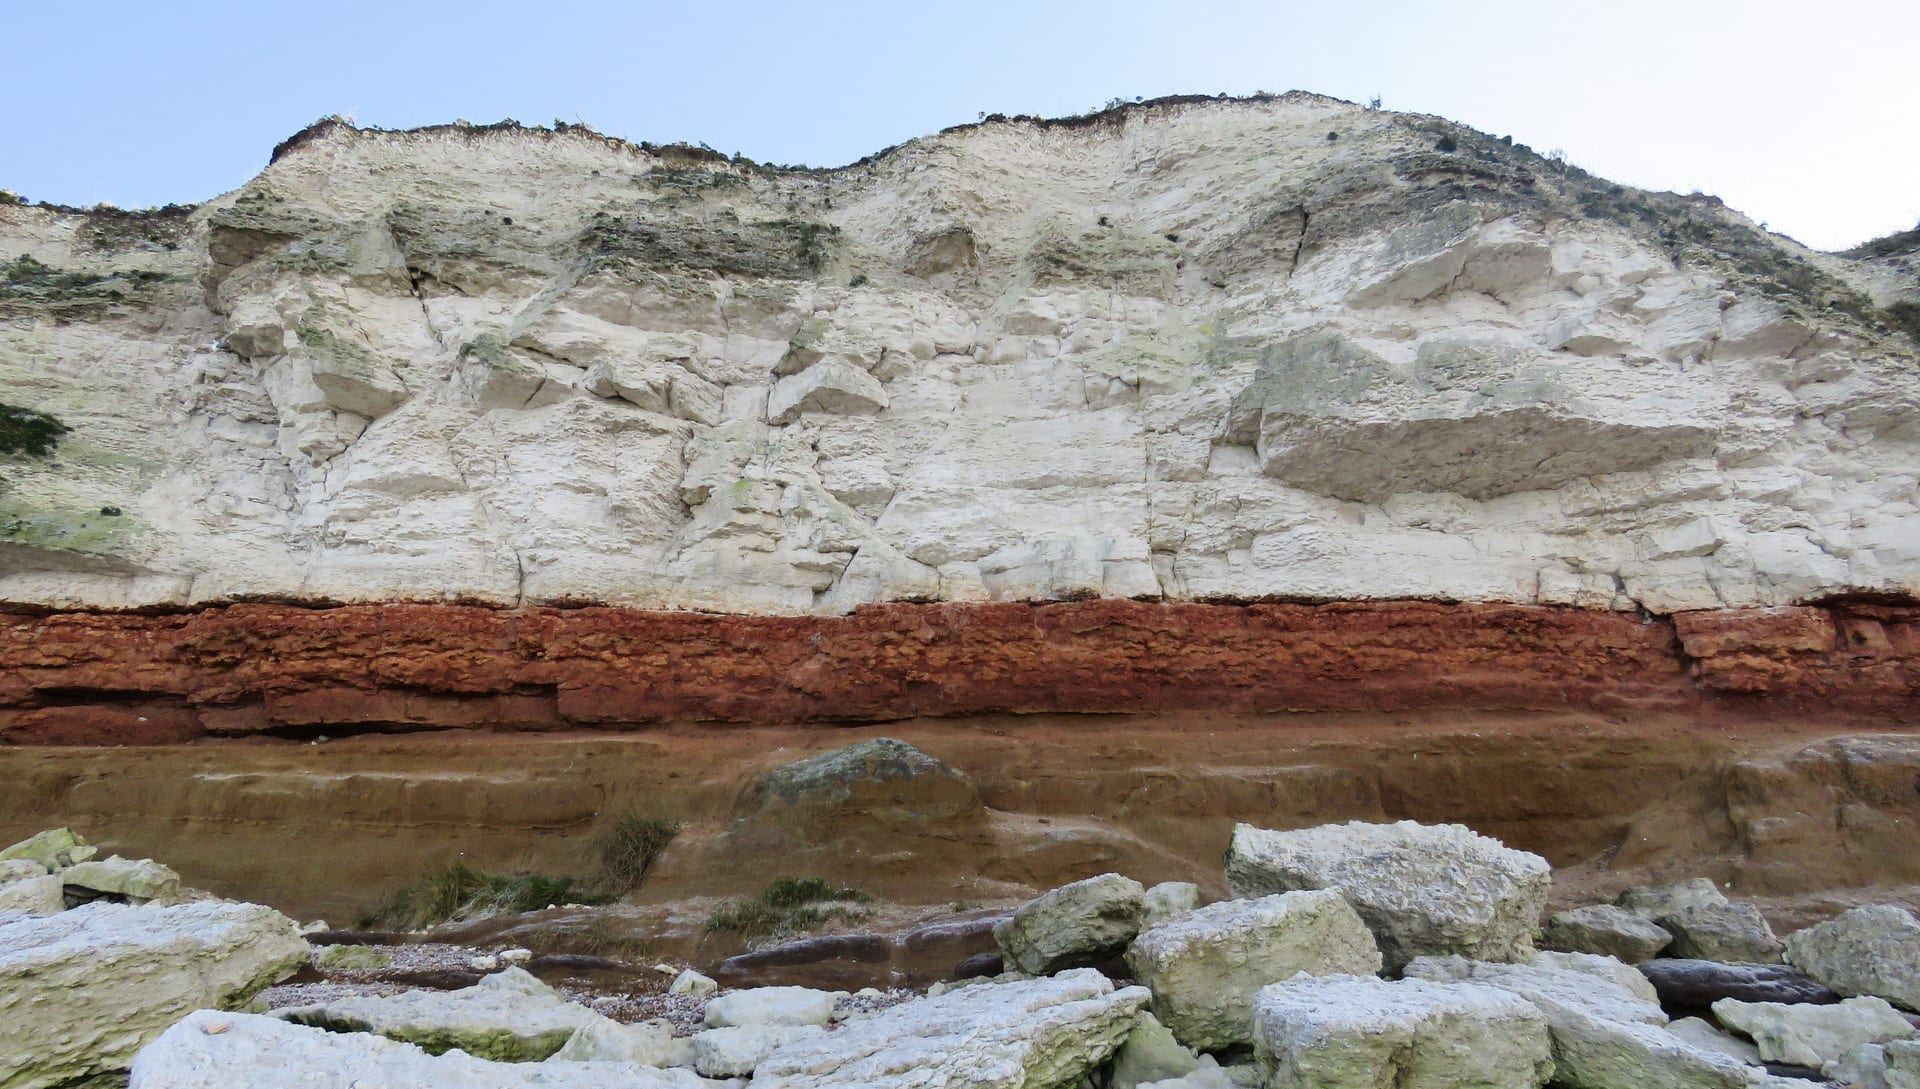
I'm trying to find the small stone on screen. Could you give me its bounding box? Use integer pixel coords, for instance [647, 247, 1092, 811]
[468, 955, 500, 972]
[499, 948, 532, 965]
[1543, 904, 1673, 962]
[1141, 882, 1202, 928]
[313, 945, 394, 971]
[670, 968, 718, 996]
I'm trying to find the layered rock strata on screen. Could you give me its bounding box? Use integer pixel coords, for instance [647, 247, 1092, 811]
[2, 95, 1916, 614]
[2, 597, 1916, 742]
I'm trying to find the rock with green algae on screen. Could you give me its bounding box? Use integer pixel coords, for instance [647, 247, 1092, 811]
[63, 856, 182, 902]
[0, 827, 92, 871]
[0, 900, 308, 1089]
[271, 966, 616, 1061]
[311, 943, 394, 970]
[128, 1010, 714, 1089]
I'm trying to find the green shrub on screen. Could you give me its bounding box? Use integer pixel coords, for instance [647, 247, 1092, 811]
[360, 862, 610, 930]
[706, 876, 872, 937]
[597, 814, 680, 888]
[0, 404, 69, 457]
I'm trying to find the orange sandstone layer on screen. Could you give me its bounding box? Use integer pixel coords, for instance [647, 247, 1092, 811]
[2, 598, 1915, 745]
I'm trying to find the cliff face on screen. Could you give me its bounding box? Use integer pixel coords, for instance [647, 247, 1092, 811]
[2, 95, 1917, 615]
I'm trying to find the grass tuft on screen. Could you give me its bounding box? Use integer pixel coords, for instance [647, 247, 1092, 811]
[706, 876, 872, 938]
[598, 813, 680, 888]
[360, 862, 610, 930]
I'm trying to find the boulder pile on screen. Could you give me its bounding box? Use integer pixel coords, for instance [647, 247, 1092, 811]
[7, 820, 1920, 1089]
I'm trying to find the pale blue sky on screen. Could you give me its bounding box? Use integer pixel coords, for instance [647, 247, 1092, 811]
[4, 0, 1914, 250]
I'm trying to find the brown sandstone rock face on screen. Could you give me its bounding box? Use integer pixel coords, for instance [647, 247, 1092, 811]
[3, 598, 1915, 743]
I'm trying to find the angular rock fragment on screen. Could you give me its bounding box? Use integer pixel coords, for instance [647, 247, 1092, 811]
[703, 985, 838, 1028]
[1252, 973, 1554, 1089]
[1527, 951, 1661, 1006]
[0, 901, 308, 1089]
[1125, 890, 1382, 1050]
[128, 1010, 709, 1089]
[1406, 955, 1752, 1089]
[1711, 995, 1916, 1069]
[0, 828, 91, 870]
[994, 872, 1146, 974]
[311, 943, 394, 970]
[1108, 1011, 1201, 1089]
[767, 360, 888, 424]
[1141, 881, 1202, 928]
[0, 873, 64, 915]
[62, 856, 183, 902]
[1785, 904, 1920, 1012]
[547, 1017, 676, 1065]
[1616, 878, 1728, 919]
[752, 969, 1148, 1089]
[273, 966, 610, 1061]
[692, 1024, 823, 1078]
[1665, 1017, 1761, 1065]
[1655, 902, 1783, 964]
[1225, 820, 1550, 969]
[671, 967, 719, 996]
[1543, 904, 1673, 962]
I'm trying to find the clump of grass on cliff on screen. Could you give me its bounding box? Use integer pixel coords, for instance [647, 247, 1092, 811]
[597, 812, 680, 888]
[360, 862, 610, 930]
[706, 876, 873, 938]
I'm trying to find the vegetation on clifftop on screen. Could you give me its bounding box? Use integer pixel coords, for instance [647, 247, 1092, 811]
[0, 403, 68, 458]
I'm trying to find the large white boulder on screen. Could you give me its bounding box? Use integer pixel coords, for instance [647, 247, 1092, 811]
[128, 1010, 714, 1089]
[0, 901, 308, 1089]
[1405, 955, 1751, 1089]
[1225, 820, 1551, 970]
[1785, 904, 1920, 1011]
[692, 1024, 823, 1078]
[1252, 973, 1554, 1089]
[994, 872, 1147, 974]
[703, 985, 838, 1028]
[273, 966, 611, 1061]
[1125, 890, 1382, 1050]
[752, 969, 1149, 1089]
[1711, 995, 1917, 1069]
